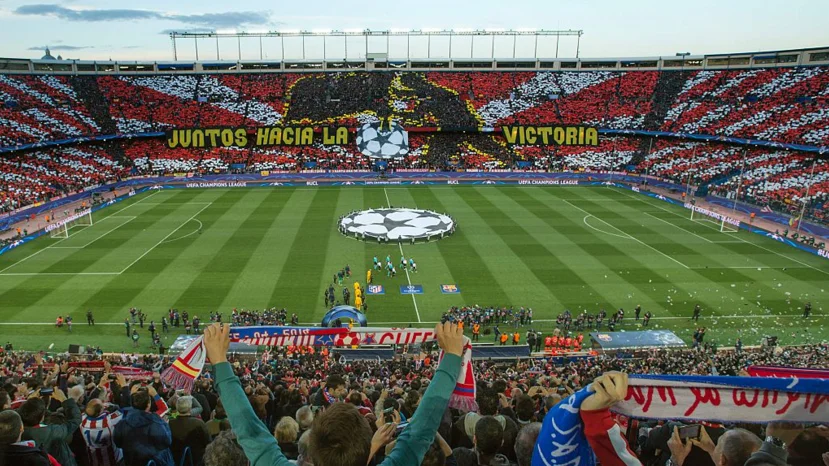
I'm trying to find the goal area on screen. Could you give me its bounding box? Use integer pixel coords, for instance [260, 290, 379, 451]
[48, 210, 93, 239]
[689, 205, 740, 233]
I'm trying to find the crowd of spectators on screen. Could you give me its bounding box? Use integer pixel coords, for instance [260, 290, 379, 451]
[230, 308, 297, 327]
[0, 144, 127, 214]
[0, 326, 826, 466]
[3, 68, 828, 146]
[3, 69, 823, 146]
[2, 67, 829, 217]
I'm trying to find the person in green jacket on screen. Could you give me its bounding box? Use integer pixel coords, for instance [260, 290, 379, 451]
[19, 388, 82, 466]
[203, 322, 464, 466]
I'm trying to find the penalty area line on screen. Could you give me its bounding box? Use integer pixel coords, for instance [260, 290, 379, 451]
[119, 202, 213, 274]
[562, 199, 690, 269]
[614, 188, 829, 276]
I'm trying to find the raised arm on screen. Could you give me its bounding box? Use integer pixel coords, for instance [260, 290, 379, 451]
[204, 324, 292, 466]
[381, 323, 463, 466]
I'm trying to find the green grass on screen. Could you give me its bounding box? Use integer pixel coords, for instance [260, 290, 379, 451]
[0, 185, 826, 353]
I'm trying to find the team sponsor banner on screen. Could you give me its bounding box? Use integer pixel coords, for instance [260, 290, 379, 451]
[440, 284, 461, 294]
[501, 125, 598, 146]
[44, 209, 91, 232]
[684, 203, 741, 227]
[365, 284, 385, 295]
[166, 126, 351, 149]
[400, 284, 424, 295]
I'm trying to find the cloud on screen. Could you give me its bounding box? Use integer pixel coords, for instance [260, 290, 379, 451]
[27, 44, 94, 51]
[166, 12, 271, 28]
[14, 4, 270, 28]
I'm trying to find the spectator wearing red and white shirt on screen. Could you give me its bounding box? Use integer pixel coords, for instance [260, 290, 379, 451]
[80, 399, 124, 466]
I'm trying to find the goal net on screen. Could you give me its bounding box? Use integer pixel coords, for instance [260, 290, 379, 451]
[687, 204, 740, 233]
[48, 209, 93, 239]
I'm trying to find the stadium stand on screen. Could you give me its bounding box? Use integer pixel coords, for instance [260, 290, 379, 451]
[1, 67, 828, 217]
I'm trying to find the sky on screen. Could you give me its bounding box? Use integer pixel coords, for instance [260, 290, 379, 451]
[0, 0, 828, 62]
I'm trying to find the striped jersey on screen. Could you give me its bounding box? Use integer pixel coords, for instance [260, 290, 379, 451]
[80, 410, 124, 466]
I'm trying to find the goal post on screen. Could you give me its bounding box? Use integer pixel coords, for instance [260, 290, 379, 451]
[719, 217, 740, 233]
[47, 209, 93, 239]
[686, 203, 740, 233]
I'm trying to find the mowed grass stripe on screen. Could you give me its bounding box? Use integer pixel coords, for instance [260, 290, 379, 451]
[409, 188, 511, 307]
[358, 188, 420, 321]
[0, 190, 196, 321]
[589, 191, 823, 311]
[314, 188, 366, 320]
[612, 189, 829, 282]
[517, 187, 711, 314]
[218, 189, 318, 311]
[457, 187, 609, 311]
[170, 189, 292, 313]
[564, 190, 800, 316]
[39, 192, 204, 274]
[490, 187, 669, 314]
[269, 189, 341, 313]
[394, 188, 464, 320]
[72, 190, 242, 322]
[0, 191, 160, 272]
[0, 192, 162, 308]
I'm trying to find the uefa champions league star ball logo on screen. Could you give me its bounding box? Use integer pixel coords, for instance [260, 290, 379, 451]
[339, 208, 455, 242]
[355, 121, 409, 158]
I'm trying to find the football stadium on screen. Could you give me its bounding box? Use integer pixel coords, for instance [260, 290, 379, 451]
[0, 4, 828, 466]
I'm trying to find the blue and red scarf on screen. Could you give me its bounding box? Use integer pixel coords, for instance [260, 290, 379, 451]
[532, 373, 829, 465]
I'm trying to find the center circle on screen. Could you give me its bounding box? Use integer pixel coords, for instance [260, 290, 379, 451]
[339, 208, 456, 242]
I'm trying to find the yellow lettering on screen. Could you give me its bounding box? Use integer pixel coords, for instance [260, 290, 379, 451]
[283, 127, 294, 145]
[336, 127, 348, 144]
[585, 127, 598, 146]
[553, 127, 565, 145]
[323, 127, 335, 145]
[565, 127, 578, 145]
[300, 127, 314, 145]
[538, 127, 552, 145]
[205, 129, 220, 147]
[235, 128, 248, 147]
[166, 130, 179, 149]
[502, 126, 519, 144]
[179, 130, 192, 148]
[526, 126, 537, 144]
[268, 128, 282, 145]
[220, 129, 234, 147]
[191, 129, 204, 148]
[257, 128, 269, 146]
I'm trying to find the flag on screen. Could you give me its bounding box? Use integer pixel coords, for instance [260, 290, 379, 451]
[532, 386, 596, 466]
[532, 374, 829, 465]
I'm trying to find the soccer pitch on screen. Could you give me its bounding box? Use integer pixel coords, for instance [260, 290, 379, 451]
[0, 185, 826, 353]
